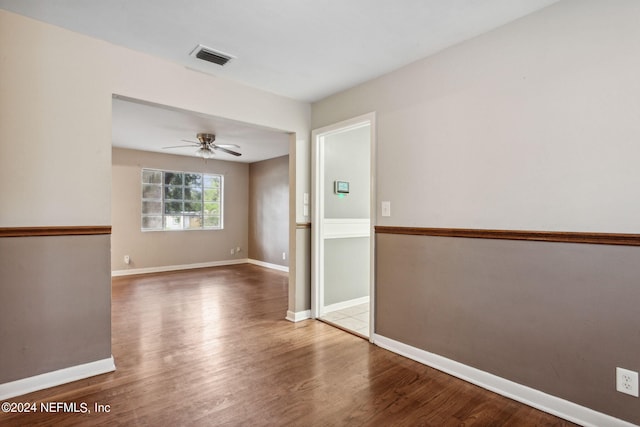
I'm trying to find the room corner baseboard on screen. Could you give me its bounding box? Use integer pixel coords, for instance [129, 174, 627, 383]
[286, 310, 311, 322]
[0, 357, 116, 400]
[372, 335, 636, 427]
[111, 259, 249, 277]
[247, 259, 289, 272]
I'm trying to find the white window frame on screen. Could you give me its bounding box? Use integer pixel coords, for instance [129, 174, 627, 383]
[141, 168, 224, 231]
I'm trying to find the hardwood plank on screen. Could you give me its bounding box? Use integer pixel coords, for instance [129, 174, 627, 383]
[0, 264, 577, 426]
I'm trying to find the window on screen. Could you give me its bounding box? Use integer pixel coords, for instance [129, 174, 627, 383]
[141, 168, 223, 231]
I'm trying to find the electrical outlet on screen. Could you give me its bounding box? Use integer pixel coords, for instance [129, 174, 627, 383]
[124, 255, 130, 265]
[282, 252, 286, 260]
[616, 367, 639, 397]
[230, 248, 235, 255]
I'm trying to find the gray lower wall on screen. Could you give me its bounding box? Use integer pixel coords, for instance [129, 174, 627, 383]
[324, 237, 370, 306]
[249, 155, 289, 267]
[294, 226, 311, 312]
[376, 233, 640, 425]
[0, 234, 112, 384]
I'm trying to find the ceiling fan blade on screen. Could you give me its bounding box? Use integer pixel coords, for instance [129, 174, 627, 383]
[214, 143, 240, 149]
[162, 144, 198, 149]
[213, 146, 242, 156]
[181, 139, 199, 144]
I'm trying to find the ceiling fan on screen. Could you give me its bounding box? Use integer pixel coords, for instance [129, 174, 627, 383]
[163, 133, 241, 159]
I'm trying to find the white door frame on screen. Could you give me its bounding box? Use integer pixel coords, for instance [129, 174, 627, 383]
[311, 112, 376, 341]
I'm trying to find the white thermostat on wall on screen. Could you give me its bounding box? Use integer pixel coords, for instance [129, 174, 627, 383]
[334, 180, 350, 195]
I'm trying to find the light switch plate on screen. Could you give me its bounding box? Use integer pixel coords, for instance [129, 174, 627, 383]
[381, 201, 391, 217]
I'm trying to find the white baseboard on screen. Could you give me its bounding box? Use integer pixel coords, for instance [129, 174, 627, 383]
[323, 296, 370, 314]
[111, 259, 249, 277]
[286, 310, 311, 322]
[0, 356, 116, 400]
[373, 335, 636, 427]
[247, 259, 289, 272]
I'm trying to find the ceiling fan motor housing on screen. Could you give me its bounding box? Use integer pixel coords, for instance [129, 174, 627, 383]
[197, 133, 216, 145]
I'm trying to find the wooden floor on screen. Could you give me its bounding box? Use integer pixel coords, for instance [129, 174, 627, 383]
[0, 264, 576, 426]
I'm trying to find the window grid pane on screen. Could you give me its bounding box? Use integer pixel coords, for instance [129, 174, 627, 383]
[142, 169, 222, 231]
[142, 170, 162, 184]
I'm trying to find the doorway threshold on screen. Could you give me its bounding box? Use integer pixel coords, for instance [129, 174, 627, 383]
[318, 302, 370, 339]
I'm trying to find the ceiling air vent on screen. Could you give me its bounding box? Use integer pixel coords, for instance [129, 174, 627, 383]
[190, 44, 234, 66]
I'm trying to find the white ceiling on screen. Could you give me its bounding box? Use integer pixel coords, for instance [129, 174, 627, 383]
[111, 97, 290, 163]
[1, 0, 560, 162]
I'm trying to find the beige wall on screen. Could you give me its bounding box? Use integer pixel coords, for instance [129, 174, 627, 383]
[313, 0, 640, 233]
[312, 1, 640, 424]
[0, 10, 309, 228]
[249, 155, 289, 267]
[111, 148, 249, 271]
[0, 9, 310, 387]
[0, 12, 112, 227]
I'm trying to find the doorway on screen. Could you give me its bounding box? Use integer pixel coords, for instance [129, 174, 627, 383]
[311, 113, 375, 339]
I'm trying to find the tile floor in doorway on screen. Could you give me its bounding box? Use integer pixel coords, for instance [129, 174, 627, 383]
[320, 302, 369, 338]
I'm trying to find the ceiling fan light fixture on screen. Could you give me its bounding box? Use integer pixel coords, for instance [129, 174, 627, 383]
[196, 147, 214, 159]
